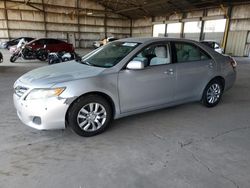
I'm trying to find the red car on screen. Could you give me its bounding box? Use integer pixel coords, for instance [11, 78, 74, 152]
[26, 38, 74, 53]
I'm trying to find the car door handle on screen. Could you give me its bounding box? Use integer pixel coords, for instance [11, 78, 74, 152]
[164, 69, 174, 75]
[208, 62, 214, 68]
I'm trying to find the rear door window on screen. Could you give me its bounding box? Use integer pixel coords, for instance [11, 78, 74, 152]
[174, 42, 211, 63]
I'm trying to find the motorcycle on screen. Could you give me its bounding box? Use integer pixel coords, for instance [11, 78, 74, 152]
[48, 51, 78, 65]
[10, 44, 48, 63]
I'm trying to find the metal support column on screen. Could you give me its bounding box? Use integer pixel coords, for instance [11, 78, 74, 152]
[3, 0, 10, 40]
[180, 22, 184, 38]
[130, 18, 133, 37]
[199, 9, 207, 41]
[77, 0, 81, 48]
[165, 23, 168, 37]
[180, 13, 185, 38]
[223, 6, 233, 52]
[104, 8, 107, 38]
[42, 0, 47, 37]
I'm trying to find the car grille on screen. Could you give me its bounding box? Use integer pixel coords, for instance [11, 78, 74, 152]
[14, 86, 29, 98]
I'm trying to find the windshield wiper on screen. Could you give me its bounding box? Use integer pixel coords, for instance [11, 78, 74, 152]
[80, 60, 92, 66]
[81, 60, 107, 68]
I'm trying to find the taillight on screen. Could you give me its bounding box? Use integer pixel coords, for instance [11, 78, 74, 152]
[229, 57, 237, 69]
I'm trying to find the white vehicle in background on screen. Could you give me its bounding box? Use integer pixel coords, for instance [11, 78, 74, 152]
[93, 37, 118, 48]
[48, 51, 78, 65]
[200, 41, 224, 54]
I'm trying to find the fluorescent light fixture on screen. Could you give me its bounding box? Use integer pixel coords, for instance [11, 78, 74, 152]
[152, 21, 165, 24]
[202, 15, 226, 20]
[182, 18, 201, 22]
[165, 20, 181, 24]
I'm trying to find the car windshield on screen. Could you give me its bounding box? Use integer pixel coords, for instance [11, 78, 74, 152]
[81, 41, 140, 68]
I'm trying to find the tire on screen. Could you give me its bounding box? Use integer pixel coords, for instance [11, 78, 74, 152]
[36, 49, 48, 61]
[68, 95, 112, 137]
[0, 52, 3, 63]
[62, 57, 69, 62]
[202, 79, 223, 107]
[38, 53, 48, 61]
[48, 59, 54, 65]
[10, 55, 18, 63]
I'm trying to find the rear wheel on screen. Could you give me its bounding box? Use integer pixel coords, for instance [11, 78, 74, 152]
[68, 95, 112, 137]
[37, 53, 48, 61]
[36, 49, 48, 61]
[202, 79, 223, 107]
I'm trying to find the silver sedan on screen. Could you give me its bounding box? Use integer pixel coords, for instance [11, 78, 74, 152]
[13, 38, 237, 137]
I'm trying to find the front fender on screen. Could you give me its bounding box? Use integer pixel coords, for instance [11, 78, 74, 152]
[53, 73, 120, 118]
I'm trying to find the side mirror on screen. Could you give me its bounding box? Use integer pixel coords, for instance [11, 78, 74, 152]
[126, 60, 144, 70]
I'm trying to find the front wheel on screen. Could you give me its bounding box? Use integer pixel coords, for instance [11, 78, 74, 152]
[202, 80, 223, 107]
[10, 54, 18, 63]
[68, 95, 112, 137]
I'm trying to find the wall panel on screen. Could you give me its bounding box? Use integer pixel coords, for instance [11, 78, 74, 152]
[0, 0, 131, 47]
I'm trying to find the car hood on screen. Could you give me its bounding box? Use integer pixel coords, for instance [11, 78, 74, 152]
[18, 61, 106, 86]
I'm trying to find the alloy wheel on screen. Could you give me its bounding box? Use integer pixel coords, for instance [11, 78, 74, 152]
[206, 83, 221, 104]
[77, 103, 107, 132]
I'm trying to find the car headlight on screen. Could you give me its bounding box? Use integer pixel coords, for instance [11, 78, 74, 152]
[25, 87, 65, 100]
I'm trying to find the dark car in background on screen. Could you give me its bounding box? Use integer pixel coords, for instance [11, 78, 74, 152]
[0, 37, 35, 49]
[26, 38, 74, 53]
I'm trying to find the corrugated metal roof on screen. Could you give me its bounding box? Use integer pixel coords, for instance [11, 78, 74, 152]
[95, 0, 250, 18]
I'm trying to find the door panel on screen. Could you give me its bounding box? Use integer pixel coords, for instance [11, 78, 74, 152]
[173, 41, 215, 101]
[118, 64, 176, 113]
[175, 59, 215, 101]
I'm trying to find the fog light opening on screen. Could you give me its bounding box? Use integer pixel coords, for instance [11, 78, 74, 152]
[33, 116, 41, 125]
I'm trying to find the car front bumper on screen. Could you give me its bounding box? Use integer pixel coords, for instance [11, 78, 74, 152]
[13, 94, 69, 130]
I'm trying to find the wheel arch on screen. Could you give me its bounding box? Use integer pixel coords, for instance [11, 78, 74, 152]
[200, 76, 225, 100]
[65, 91, 116, 127]
[209, 76, 225, 90]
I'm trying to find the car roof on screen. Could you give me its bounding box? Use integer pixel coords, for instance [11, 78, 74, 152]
[31, 38, 64, 41]
[118, 37, 201, 44]
[116, 37, 222, 58]
[12, 37, 34, 40]
[29, 38, 67, 43]
[200, 40, 218, 43]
